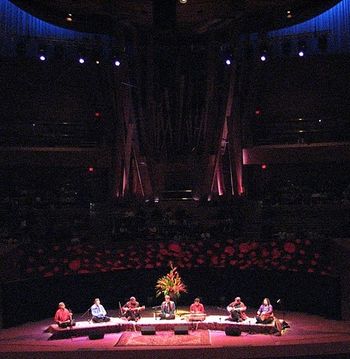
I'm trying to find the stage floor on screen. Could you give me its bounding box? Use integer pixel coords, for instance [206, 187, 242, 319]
[1, 310, 350, 359]
[45, 313, 277, 339]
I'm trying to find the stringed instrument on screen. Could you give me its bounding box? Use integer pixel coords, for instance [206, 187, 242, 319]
[121, 305, 145, 315]
[217, 306, 241, 313]
[185, 313, 207, 321]
[258, 312, 273, 321]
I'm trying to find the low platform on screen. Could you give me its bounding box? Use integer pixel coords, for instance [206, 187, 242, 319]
[45, 315, 277, 340]
[2, 311, 350, 359]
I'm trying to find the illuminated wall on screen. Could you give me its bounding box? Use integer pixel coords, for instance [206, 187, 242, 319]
[268, 0, 350, 53]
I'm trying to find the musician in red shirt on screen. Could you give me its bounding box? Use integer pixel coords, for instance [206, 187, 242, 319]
[190, 298, 205, 313]
[54, 302, 74, 328]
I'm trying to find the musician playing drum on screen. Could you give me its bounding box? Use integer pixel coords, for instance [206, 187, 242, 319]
[122, 296, 144, 321]
[226, 296, 247, 322]
[256, 297, 274, 324]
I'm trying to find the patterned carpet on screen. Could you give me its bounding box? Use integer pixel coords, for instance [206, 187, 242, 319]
[115, 330, 211, 347]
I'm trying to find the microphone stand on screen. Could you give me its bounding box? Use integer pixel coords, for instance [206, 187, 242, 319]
[67, 309, 74, 341]
[80, 307, 91, 323]
[152, 306, 161, 320]
[277, 299, 290, 330]
[119, 302, 124, 318]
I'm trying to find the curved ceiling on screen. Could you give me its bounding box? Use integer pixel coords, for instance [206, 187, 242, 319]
[10, 0, 341, 35]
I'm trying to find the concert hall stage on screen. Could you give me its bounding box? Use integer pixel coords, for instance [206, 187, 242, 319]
[1, 311, 350, 359]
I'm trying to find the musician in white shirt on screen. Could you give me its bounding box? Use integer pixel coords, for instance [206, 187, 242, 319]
[91, 298, 111, 323]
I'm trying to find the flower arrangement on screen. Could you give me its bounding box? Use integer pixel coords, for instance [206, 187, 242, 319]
[155, 264, 187, 299]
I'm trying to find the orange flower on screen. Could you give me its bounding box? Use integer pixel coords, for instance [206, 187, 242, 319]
[155, 263, 187, 299]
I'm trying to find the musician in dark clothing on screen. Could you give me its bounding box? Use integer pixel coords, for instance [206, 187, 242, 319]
[226, 296, 247, 322]
[122, 296, 144, 321]
[159, 295, 176, 319]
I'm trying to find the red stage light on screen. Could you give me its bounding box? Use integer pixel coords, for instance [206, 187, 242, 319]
[88, 166, 94, 173]
[95, 112, 101, 118]
[255, 109, 261, 115]
[261, 164, 267, 170]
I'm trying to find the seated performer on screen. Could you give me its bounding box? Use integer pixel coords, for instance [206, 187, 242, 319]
[226, 296, 247, 322]
[122, 296, 145, 321]
[90, 298, 111, 323]
[190, 297, 205, 313]
[188, 297, 206, 321]
[54, 302, 75, 328]
[256, 297, 274, 324]
[159, 295, 176, 320]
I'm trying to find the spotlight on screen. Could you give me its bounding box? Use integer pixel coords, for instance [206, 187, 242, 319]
[261, 164, 267, 170]
[66, 13, 73, 22]
[78, 46, 88, 64]
[88, 166, 94, 173]
[297, 40, 306, 57]
[287, 10, 292, 19]
[92, 48, 103, 65]
[111, 46, 123, 67]
[221, 47, 233, 66]
[179, 0, 187, 3]
[259, 45, 268, 62]
[38, 45, 47, 61]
